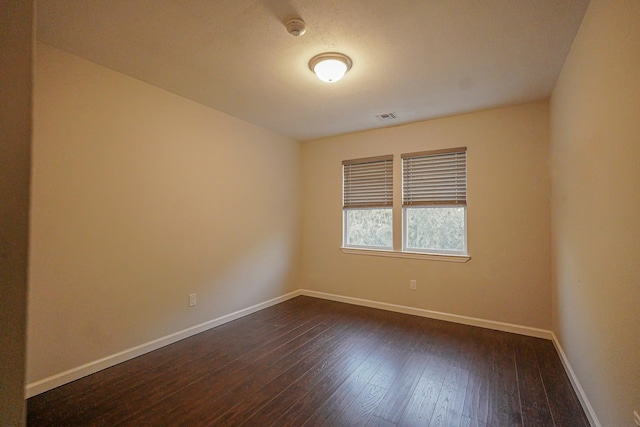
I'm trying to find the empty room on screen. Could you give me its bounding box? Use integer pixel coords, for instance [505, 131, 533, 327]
[2, 0, 639, 426]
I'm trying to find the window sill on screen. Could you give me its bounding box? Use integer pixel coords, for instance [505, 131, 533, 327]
[340, 247, 471, 263]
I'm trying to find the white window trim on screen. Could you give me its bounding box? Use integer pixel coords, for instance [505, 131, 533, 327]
[340, 247, 470, 263]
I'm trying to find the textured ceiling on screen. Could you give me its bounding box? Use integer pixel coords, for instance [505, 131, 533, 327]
[36, 0, 589, 141]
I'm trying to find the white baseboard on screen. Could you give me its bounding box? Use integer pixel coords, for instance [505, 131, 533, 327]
[25, 290, 303, 398]
[28, 287, 580, 417]
[551, 333, 600, 427]
[299, 289, 553, 339]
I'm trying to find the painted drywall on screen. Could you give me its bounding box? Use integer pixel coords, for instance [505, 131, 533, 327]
[0, 1, 34, 424]
[300, 101, 551, 329]
[27, 43, 301, 384]
[550, 0, 640, 425]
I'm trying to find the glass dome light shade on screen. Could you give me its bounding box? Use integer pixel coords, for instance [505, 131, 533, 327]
[314, 59, 348, 82]
[309, 53, 352, 83]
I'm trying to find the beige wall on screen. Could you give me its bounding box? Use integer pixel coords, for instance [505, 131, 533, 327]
[0, 1, 34, 424]
[28, 43, 301, 383]
[24, 7, 640, 423]
[25, 4, 640, 423]
[550, 0, 640, 425]
[300, 101, 552, 329]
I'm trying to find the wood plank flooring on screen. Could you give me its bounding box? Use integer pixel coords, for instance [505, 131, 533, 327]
[27, 296, 589, 426]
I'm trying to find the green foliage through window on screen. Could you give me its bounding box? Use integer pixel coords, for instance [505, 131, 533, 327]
[345, 209, 392, 248]
[405, 207, 465, 252]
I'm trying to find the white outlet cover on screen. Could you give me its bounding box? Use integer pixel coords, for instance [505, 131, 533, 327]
[633, 410, 640, 426]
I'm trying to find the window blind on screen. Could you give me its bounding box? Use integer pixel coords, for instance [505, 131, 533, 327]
[402, 147, 467, 206]
[343, 155, 393, 209]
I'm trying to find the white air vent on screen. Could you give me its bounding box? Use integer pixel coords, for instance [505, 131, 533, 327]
[376, 112, 398, 121]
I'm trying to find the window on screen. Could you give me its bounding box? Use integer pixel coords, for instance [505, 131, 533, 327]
[342, 155, 393, 249]
[402, 147, 467, 255]
[342, 148, 468, 260]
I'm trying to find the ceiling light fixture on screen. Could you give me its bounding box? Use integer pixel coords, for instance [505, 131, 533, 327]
[309, 52, 352, 83]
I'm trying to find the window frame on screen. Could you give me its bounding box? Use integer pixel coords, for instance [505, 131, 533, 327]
[401, 205, 468, 255]
[342, 207, 393, 251]
[342, 155, 394, 250]
[341, 148, 470, 262]
[401, 147, 468, 256]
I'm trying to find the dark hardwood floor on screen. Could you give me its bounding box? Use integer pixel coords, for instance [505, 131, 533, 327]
[27, 296, 589, 426]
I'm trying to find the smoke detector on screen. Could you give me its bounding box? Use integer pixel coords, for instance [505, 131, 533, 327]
[286, 18, 306, 37]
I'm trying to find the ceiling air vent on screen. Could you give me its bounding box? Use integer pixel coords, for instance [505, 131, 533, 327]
[375, 112, 398, 121]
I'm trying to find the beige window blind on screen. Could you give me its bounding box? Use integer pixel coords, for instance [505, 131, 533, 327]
[402, 147, 467, 206]
[343, 155, 393, 209]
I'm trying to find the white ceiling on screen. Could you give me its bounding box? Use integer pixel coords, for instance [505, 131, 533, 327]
[36, 0, 589, 141]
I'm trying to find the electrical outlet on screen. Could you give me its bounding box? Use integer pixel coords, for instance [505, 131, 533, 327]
[633, 410, 640, 426]
[409, 279, 417, 291]
[188, 293, 196, 307]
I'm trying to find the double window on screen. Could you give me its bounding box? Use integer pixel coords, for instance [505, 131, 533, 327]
[343, 147, 467, 256]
